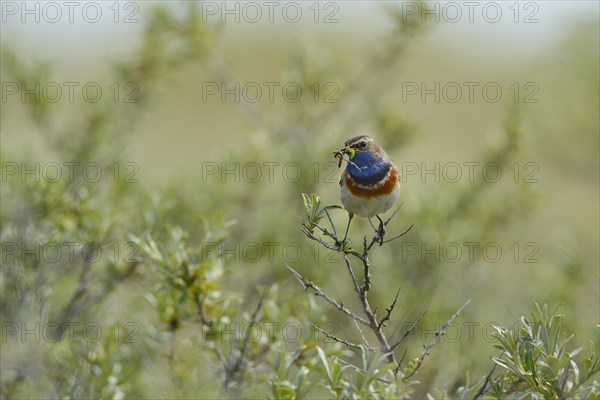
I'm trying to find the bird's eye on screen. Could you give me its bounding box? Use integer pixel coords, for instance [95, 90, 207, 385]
[359, 141, 367, 149]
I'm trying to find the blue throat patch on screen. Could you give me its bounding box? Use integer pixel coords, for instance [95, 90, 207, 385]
[347, 151, 390, 185]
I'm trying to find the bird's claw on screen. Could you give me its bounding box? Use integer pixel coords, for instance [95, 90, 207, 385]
[376, 220, 385, 246]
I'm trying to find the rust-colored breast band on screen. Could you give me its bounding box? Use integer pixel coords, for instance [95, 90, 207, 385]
[345, 167, 398, 198]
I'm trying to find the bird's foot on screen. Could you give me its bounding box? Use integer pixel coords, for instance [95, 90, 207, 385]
[376, 216, 385, 246]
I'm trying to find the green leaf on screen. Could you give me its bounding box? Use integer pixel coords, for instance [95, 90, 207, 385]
[316, 346, 332, 382]
[302, 193, 343, 234]
[524, 349, 537, 381]
[360, 345, 369, 372]
[302, 193, 312, 218]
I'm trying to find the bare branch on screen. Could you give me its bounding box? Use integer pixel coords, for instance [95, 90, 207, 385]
[362, 204, 412, 251]
[296, 201, 415, 365]
[341, 252, 396, 363]
[287, 266, 369, 327]
[402, 299, 472, 381]
[361, 237, 372, 293]
[384, 204, 404, 226]
[341, 253, 362, 295]
[473, 350, 504, 400]
[353, 319, 374, 350]
[393, 348, 408, 377]
[389, 311, 428, 353]
[382, 224, 414, 244]
[324, 209, 338, 238]
[312, 324, 372, 351]
[378, 288, 401, 331]
[302, 224, 340, 251]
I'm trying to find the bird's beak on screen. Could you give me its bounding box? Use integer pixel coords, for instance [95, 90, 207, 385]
[342, 145, 355, 160]
[333, 145, 356, 168]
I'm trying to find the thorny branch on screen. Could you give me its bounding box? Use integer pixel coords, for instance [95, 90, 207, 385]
[293, 204, 471, 377]
[389, 311, 427, 353]
[473, 350, 504, 400]
[311, 324, 372, 351]
[287, 266, 369, 327]
[402, 299, 472, 381]
[378, 288, 401, 331]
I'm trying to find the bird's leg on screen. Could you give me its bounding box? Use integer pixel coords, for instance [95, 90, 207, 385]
[340, 213, 354, 246]
[376, 215, 385, 246]
[368, 218, 377, 231]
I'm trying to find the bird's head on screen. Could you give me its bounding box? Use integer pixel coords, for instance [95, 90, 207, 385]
[333, 135, 387, 167]
[342, 135, 382, 157]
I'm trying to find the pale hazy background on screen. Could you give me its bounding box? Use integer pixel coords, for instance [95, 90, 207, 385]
[4, 0, 598, 260]
[1, 1, 599, 395]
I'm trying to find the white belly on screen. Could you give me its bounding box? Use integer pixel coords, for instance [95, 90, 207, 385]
[340, 181, 401, 218]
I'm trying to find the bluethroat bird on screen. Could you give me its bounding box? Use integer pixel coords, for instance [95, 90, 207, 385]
[334, 135, 401, 245]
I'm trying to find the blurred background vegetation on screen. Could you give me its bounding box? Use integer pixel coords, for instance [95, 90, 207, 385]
[1, 1, 598, 398]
